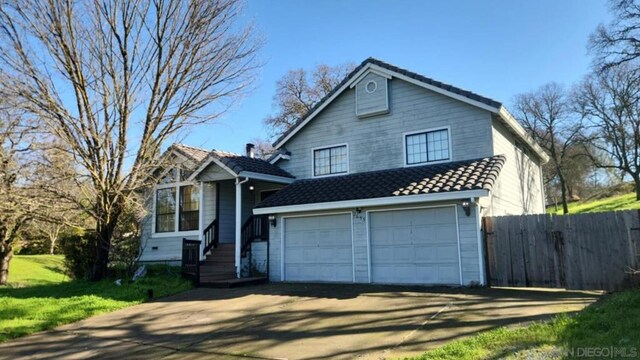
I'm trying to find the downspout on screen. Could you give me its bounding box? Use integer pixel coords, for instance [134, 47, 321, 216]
[235, 177, 250, 278]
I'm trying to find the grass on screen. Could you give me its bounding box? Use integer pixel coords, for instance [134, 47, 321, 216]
[547, 192, 640, 214]
[0, 255, 192, 342]
[411, 289, 640, 359]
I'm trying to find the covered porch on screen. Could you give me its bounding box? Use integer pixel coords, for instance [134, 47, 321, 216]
[180, 148, 294, 284]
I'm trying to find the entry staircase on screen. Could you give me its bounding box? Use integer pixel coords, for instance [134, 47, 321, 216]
[181, 215, 268, 287]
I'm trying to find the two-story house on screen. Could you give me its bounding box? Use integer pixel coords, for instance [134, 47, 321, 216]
[140, 58, 548, 287]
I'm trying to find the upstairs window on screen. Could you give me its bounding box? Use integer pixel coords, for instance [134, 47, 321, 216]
[313, 144, 348, 176]
[405, 128, 450, 165]
[154, 168, 199, 234]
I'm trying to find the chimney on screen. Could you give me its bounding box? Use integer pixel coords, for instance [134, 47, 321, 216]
[245, 143, 255, 158]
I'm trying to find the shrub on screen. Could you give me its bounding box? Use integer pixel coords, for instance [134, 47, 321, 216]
[59, 230, 96, 280]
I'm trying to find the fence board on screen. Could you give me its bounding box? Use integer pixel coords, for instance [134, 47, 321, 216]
[483, 210, 640, 291]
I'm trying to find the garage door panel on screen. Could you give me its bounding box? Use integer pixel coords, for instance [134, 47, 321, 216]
[369, 207, 460, 285]
[284, 214, 353, 283]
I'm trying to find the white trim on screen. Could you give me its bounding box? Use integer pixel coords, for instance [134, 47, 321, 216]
[365, 211, 371, 283]
[498, 107, 549, 163]
[151, 170, 201, 238]
[311, 143, 350, 178]
[349, 68, 392, 88]
[253, 189, 489, 215]
[269, 152, 290, 164]
[198, 181, 204, 260]
[187, 155, 238, 182]
[235, 177, 249, 278]
[365, 204, 463, 286]
[280, 216, 285, 281]
[402, 126, 453, 167]
[280, 211, 354, 283]
[351, 213, 356, 283]
[147, 149, 191, 180]
[237, 171, 295, 184]
[454, 205, 464, 285]
[473, 198, 486, 286]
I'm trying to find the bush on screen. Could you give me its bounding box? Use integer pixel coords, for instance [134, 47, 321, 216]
[59, 230, 97, 280]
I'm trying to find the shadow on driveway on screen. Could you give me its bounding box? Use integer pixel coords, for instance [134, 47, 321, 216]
[0, 283, 600, 360]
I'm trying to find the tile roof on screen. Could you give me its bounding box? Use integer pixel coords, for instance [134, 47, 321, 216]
[171, 143, 210, 163]
[256, 155, 506, 209]
[273, 57, 503, 147]
[171, 143, 294, 179]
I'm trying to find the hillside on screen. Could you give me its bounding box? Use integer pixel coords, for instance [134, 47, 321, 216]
[547, 192, 640, 214]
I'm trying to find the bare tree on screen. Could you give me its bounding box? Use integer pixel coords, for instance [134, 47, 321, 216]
[264, 63, 354, 138]
[589, 0, 640, 70]
[249, 137, 276, 160]
[513, 83, 585, 214]
[574, 64, 640, 200]
[0, 112, 37, 285]
[0, 0, 260, 280]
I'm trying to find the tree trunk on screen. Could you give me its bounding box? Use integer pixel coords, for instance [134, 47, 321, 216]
[89, 204, 122, 281]
[0, 248, 12, 286]
[558, 173, 570, 214]
[49, 236, 56, 255]
[634, 175, 640, 201]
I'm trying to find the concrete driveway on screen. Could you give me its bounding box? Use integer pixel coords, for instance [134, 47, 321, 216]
[0, 283, 599, 360]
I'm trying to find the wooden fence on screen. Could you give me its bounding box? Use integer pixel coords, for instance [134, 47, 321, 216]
[483, 210, 640, 291]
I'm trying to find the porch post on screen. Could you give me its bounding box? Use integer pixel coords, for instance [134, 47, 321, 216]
[235, 178, 248, 278]
[198, 181, 204, 260]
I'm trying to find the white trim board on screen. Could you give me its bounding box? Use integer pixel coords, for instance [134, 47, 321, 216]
[253, 189, 489, 215]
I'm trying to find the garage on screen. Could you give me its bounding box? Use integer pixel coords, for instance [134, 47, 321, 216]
[368, 206, 461, 285]
[283, 213, 353, 282]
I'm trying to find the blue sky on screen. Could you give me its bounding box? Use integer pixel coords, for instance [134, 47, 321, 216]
[182, 0, 610, 154]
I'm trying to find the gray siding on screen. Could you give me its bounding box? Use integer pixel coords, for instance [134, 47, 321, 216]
[489, 119, 545, 215]
[356, 72, 389, 117]
[217, 180, 236, 243]
[268, 201, 482, 285]
[276, 78, 494, 179]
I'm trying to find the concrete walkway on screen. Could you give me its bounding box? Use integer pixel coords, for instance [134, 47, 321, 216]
[0, 283, 600, 359]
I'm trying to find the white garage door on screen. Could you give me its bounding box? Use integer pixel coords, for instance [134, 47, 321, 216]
[369, 206, 460, 285]
[283, 213, 353, 282]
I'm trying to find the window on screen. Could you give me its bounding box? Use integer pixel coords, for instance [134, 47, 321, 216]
[179, 185, 199, 231]
[405, 128, 450, 165]
[313, 145, 348, 176]
[155, 188, 176, 233]
[154, 168, 200, 234]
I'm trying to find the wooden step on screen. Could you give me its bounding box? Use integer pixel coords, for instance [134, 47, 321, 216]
[200, 277, 268, 288]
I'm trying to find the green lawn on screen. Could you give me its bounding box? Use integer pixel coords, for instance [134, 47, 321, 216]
[0, 255, 192, 342]
[411, 289, 640, 359]
[547, 192, 640, 214]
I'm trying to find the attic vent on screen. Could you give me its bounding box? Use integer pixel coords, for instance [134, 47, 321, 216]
[354, 71, 389, 118]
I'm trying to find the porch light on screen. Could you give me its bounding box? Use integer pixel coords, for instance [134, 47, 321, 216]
[461, 200, 471, 216]
[249, 185, 255, 191]
[268, 215, 277, 227]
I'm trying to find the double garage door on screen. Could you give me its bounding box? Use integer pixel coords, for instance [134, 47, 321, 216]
[282, 207, 461, 285]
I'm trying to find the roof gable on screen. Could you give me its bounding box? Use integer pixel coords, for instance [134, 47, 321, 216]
[272, 57, 549, 163]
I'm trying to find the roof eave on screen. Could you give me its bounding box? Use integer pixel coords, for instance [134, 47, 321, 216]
[253, 189, 490, 215]
[497, 107, 550, 164]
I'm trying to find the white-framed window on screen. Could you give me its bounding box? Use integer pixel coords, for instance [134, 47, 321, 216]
[312, 144, 348, 177]
[153, 168, 200, 235]
[404, 127, 451, 165]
